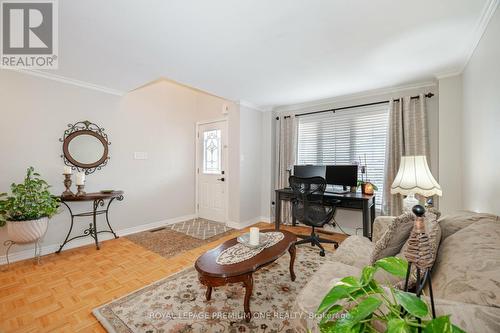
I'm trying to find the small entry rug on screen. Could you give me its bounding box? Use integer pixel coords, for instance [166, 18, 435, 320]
[165, 218, 233, 240]
[93, 245, 333, 333]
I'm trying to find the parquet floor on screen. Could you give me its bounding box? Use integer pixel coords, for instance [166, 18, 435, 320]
[0, 223, 347, 333]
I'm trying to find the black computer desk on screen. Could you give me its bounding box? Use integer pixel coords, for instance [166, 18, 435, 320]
[274, 188, 376, 239]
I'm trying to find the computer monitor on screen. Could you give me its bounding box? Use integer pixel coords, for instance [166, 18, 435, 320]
[325, 165, 358, 187]
[293, 165, 326, 178]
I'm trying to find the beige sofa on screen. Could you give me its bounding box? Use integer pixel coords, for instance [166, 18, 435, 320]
[293, 211, 500, 333]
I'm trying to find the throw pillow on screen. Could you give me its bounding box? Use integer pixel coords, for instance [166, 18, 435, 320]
[370, 212, 415, 264]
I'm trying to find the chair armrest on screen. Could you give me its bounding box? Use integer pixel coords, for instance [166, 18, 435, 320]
[372, 216, 395, 242]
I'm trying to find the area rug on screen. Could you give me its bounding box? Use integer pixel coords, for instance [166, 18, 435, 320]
[93, 245, 333, 333]
[125, 228, 233, 259]
[164, 218, 233, 240]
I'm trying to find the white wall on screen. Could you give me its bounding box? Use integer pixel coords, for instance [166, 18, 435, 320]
[462, 6, 500, 215]
[0, 71, 239, 258]
[238, 105, 264, 224]
[438, 75, 463, 214]
[260, 111, 273, 220]
[271, 83, 439, 232]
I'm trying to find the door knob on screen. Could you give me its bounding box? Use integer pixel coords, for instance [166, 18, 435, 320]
[217, 177, 225, 182]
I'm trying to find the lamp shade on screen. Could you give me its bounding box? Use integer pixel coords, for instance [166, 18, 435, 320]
[391, 156, 442, 197]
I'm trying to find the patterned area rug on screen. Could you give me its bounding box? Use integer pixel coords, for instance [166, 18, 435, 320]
[93, 245, 333, 333]
[125, 228, 233, 259]
[165, 218, 233, 240]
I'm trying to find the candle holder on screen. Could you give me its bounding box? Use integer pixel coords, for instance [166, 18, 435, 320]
[62, 174, 74, 196]
[76, 184, 86, 197]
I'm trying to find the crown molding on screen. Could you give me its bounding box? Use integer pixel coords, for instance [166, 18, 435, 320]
[273, 80, 437, 113]
[8, 69, 126, 96]
[238, 100, 272, 112]
[457, 0, 499, 74]
[434, 69, 463, 80]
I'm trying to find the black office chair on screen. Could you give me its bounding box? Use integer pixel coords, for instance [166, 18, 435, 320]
[289, 176, 340, 256]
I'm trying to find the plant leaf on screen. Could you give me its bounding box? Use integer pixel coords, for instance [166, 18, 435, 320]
[319, 305, 343, 325]
[424, 315, 452, 333]
[423, 315, 467, 333]
[333, 296, 382, 332]
[317, 280, 360, 314]
[340, 276, 363, 288]
[387, 318, 411, 333]
[360, 265, 376, 285]
[394, 290, 428, 318]
[375, 257, 408, 278]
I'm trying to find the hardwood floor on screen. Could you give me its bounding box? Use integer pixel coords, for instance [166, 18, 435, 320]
[0, 223, 347, 333]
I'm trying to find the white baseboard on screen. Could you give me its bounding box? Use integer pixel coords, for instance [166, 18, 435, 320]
[0, 214, 196, 265]
[116, 214, 196, 237]
[259, 216, 271, 223]
[226, 216, 271, 230]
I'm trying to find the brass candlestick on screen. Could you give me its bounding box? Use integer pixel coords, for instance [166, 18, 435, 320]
[62, 174, 74, 196]
[76, 184, 86, 197]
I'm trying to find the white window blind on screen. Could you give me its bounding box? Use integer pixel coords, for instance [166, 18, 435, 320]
[296, 103, 389, 209]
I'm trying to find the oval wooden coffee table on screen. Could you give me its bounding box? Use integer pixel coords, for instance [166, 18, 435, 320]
[195, 230, 297, 322]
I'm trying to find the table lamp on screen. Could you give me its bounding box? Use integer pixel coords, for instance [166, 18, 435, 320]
[390, 155, 442, 212]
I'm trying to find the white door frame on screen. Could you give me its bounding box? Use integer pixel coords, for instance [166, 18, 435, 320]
[195, 118, 229, 223]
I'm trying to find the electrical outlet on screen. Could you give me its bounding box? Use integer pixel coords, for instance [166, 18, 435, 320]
[134, 152, 148, 160]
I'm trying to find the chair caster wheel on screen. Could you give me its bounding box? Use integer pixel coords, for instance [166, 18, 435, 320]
[334, 244, 339, 249]
[320, 250, 325, 257]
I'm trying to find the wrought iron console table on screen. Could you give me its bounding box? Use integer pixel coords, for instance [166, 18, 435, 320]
[56, 191, 124, 253]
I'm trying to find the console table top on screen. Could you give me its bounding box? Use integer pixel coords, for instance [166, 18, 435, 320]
[60, 190, 124, 202]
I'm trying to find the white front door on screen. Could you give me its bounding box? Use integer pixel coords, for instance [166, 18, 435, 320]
[197, 120, 228, 222]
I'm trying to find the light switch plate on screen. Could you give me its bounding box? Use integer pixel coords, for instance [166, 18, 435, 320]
[134, 152, 148, 160]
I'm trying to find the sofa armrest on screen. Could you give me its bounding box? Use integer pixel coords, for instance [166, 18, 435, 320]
[372, 216, 394, 242]
[431, 297, 500, 333]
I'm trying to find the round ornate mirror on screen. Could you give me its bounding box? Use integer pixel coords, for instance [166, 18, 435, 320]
[60, 121, 110, 174]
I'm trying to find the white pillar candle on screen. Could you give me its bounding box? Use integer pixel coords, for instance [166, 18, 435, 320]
[63, 166, 72, 175]
[249, 227, 260, 246]
[76, 172, 85, 185]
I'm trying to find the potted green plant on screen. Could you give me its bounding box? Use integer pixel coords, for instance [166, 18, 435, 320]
[316, 256, 465, 332]
[0, 167, 60, 243]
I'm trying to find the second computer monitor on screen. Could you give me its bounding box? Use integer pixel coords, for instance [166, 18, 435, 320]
[293, 165, 326, 178]
[325, 165, 358, 187]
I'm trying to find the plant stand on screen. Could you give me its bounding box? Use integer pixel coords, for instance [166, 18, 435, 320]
[3, 238, 43, 269]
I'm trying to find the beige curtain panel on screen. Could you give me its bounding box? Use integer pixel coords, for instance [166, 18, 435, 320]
[383, 95, 430, 216]
[274, 114, 296, 224]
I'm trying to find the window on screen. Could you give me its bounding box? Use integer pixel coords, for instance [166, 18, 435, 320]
[203, 129, 221, 174]
[296, 103, 389, 209]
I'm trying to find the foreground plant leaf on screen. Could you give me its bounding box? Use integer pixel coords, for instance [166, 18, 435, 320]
[317, 277, 361, 314]
[374, 257, 408, 278]
[424, 315, 467, 333]
[394, 290, 428, 318]
[360, 265, 377, 285]
[319, 305, 343, 325]
[387, 318, 411, 333]
[332, 296, 382, 332]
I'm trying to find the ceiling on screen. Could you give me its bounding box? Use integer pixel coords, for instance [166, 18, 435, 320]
[48, 0, 492, 107]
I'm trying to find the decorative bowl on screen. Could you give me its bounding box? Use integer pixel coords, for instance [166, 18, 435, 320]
[237, 232, 270, 249]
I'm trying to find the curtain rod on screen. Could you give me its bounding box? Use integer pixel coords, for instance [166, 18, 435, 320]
[277, 92, 434, 119]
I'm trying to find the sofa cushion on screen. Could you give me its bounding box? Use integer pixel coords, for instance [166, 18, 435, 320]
[432, 215, 500, 307]
[439, 211, 498, 240]
[370, 212, 415, 263]
[332, 235, 374, 268]
[294, 262, 362, 332]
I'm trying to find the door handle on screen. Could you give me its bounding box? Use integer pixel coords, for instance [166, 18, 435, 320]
[217, 177, 225, 182]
